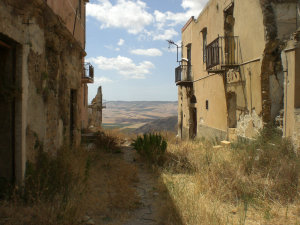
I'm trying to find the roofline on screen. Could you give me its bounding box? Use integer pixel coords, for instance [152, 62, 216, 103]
[181, 16, 194, 33]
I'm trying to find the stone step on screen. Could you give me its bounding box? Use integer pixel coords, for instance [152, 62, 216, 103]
[213, 145, 223, 149]
[221, 140, 231, 146]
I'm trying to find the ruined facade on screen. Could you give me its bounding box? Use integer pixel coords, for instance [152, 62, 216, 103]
[89, 86, 104, 128]
[0, 0, 93, 184]
[176, 0, 300, 147]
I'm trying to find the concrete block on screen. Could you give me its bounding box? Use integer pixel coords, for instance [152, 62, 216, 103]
[221, 140, 231, 146]
[213, 145, 223, 149]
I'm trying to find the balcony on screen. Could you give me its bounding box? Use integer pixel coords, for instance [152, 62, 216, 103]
[206, 36, 239, 72]
[175, 64, 193, 86]
[82, 62, 94, 83]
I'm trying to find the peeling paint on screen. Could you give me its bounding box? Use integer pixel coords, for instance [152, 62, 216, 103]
[236, 110, 263, 138]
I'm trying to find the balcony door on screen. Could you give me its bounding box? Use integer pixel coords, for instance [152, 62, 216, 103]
[187, 44, 191, 80]
[224, 4, 235, 65]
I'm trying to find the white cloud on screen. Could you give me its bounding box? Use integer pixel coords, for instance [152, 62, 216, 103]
[89, 55, 154, 79]
[86, 0, 153, 34]
[153, 28, 178, 41]
[130, 48, 162, 56]
[86, 0, 208, 42]
[181, 0, 205, 14]
[154, 10, 187, 27]
[154, 0, 206, 28]
[94, 76, 113, 84]
[118, 39, 124, 46]
[150, 0, 207, 41]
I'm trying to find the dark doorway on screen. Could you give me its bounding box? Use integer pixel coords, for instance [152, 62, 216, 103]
[0, 37, 16, 184]
[190, 107, 197, 138]
[227, 92, 237, 128]
[70, 89, 77, 145]
[179, 110, 183, 138]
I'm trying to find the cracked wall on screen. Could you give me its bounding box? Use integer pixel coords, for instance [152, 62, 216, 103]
[0, 0, 86, 182]
[236, 110, 263, 138]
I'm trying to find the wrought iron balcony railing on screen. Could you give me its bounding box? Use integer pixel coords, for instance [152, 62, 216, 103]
[206, 36, 239, 71]
[82, 62, 94, 83]
[175, 64, 193, 86]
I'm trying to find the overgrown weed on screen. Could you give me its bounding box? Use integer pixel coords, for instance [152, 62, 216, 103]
[94, 130, 121, 153]
[161, 126, 300, 224]
[0, 145, 91, 225]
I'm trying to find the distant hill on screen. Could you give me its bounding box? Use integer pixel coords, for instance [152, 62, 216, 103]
[103, 101, 178, 128]
[133, 116, 177, 134]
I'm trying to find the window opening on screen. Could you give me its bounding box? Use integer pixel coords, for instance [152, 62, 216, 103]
[202, 28, 207, 62]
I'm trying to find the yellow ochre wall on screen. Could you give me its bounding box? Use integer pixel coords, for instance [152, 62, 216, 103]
[178, 0, 298, 140]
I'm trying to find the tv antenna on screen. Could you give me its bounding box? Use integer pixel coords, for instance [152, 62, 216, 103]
[167, 40, 181, 63]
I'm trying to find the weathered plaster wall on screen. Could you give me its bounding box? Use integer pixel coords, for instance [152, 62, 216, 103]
[194, 75, 228, 134]
[179, 0, 268, 140]
[273, 3, 298, 40]
[0, 0, 85, 183]
[282, 31, 300, 150]
[46, 0, 86, 48]
[180, 86, 192, 139]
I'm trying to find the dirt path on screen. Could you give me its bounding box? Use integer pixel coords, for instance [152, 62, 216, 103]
[121, 145, 163, 225]
[86, 140, 182, 225]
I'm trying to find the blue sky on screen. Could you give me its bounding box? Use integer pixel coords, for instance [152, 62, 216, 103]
[86, 0, 208, 102]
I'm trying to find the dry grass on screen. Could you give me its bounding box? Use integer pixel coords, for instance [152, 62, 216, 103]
[0, 146, 91, 225]
[159, 130, 300, 225]
[0, 130, 140, 225]
[85, 150, 140, 224]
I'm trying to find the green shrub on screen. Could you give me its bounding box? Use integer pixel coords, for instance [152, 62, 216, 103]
[132, 133, 167, 164]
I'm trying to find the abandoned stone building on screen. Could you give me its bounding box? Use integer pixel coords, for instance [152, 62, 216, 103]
[176, 0, 300, 148]
[0, 0, 94, 185]
[89, 86, 105, 128]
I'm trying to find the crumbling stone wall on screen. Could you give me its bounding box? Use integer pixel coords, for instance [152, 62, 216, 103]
[89, 86, 103, 127]
[259, 0, 298, 123]
[236, 110, 263, 138]
[1, 0, 85, 161]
